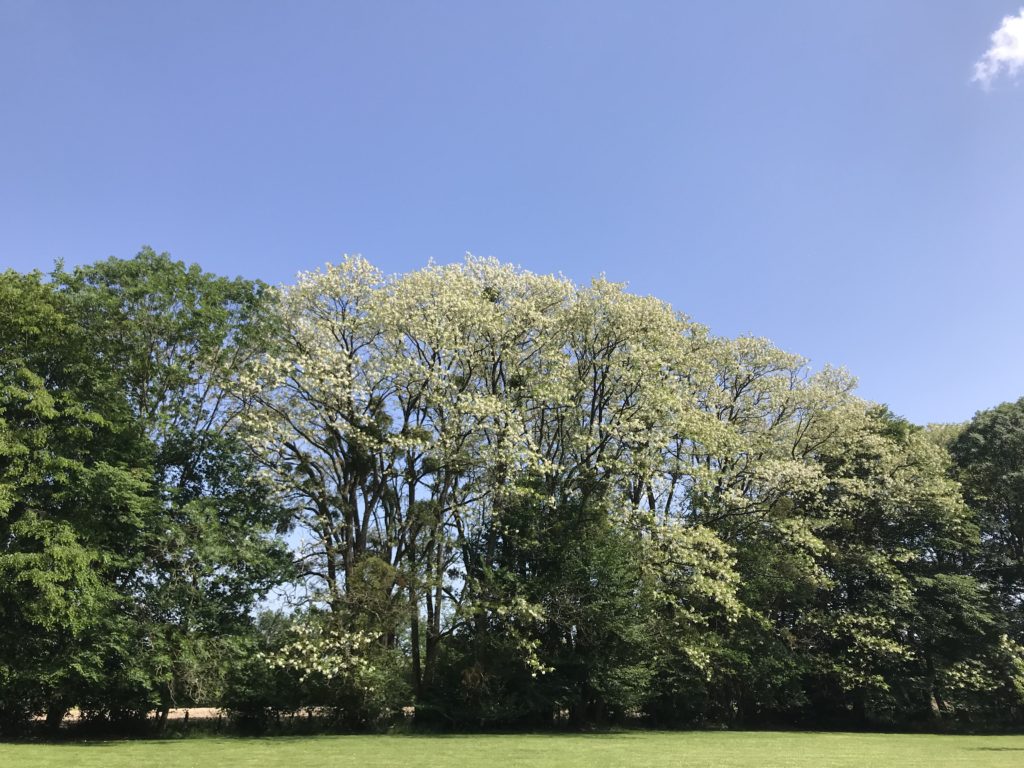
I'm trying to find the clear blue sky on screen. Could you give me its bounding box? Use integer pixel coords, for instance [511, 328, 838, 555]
[2, 1, 1022, 425]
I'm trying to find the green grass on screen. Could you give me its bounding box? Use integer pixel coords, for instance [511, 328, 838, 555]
[3, 731, 1024, 767]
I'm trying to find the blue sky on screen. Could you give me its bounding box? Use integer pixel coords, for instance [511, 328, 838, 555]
[2, 1, 1023, 425]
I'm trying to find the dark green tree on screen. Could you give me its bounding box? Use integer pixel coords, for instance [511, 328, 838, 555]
[951, 398, 1024, 639]
[0, 271, 152, 733]
[53, 249, 292, 725]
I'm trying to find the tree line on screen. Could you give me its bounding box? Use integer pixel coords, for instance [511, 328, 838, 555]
[1, 249, 1022, 735]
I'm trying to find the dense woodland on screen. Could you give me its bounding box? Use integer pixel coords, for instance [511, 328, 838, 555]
[2, 249, 1023, 735]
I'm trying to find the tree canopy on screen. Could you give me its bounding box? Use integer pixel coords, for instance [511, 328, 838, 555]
[1, 250, 1022, 734]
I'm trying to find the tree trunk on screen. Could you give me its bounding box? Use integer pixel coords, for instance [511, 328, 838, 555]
[44, 702, 67, 733]
[156, 705, 170, 733]
[410, 552, 423, 696]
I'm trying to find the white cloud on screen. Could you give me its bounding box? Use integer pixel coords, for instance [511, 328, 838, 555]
[975, 9, 1024, 88]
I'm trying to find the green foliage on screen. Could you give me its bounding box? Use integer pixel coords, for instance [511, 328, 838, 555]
[48, 250, 293, 720]
[0, 252, 290, 734]
[0, 270, 152, 732]
[951, 398, 1024, 635]
[223, 611, 409, 732]
[4, 252, 1024, 733]
[429, 491, 660, 727]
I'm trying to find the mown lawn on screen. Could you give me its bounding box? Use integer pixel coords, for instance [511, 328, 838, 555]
[3, 731, 1024, 768]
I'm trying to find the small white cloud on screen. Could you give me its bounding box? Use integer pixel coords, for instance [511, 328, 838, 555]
[975, 9, 1024, 88]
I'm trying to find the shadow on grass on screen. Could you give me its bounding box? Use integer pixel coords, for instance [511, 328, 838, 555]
[13, 728, 1024, 747]
[12, 730, 655, 747]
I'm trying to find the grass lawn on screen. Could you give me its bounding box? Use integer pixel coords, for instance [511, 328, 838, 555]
[3, 731, 1024, 768]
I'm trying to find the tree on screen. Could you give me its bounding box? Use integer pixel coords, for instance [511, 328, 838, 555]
[52, 248, 292, 724]
[951, 398, 1024, 639]
[0, 270, 151, 733]
[236, 256, 743, 723]
[7, 251, 1023, 732]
